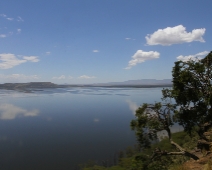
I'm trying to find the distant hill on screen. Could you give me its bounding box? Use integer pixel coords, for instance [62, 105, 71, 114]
[0, 82, 59, 90]
[94, 79, 172, 86]
[0, 79, 172, 91]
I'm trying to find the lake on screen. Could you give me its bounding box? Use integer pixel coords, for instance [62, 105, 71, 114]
[0, 87, 167, 170]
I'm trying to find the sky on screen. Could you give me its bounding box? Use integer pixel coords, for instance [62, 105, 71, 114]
[0, 0, 211, 84]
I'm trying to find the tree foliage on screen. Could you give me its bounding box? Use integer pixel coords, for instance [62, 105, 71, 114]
[130, 102, 175, 148]
[172, 51, 212, 133]
[131, 51, 212, 168]
[171, 51, 212, 156]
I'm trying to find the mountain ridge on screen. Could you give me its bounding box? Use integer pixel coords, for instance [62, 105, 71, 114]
[93, 79, 172, 86]
[0, 79, 173, 91]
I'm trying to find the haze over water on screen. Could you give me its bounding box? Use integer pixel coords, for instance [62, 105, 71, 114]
[0, 87, 165, 169]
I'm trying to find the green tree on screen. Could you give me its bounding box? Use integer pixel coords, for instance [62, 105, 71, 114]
[130, 51, 212, 168]
[171, 51, 212, 154]
[125, 146, 135, 157]
[130, 102, 198, 163]
[118, 151, 125, 161]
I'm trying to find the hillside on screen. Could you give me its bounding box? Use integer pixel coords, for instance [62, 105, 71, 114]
[0, 82, 59, 90]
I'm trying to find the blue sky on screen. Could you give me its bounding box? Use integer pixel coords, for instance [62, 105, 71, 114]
[0, 0, 211, 84]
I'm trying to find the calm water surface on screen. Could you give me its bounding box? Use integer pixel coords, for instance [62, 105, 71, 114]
[0, 87, 164, 170]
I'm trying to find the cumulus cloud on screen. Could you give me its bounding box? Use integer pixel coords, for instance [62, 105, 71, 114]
[125, 50, 160, 69]
[93, 50, 99, 53]
[0, 53, 39, 69]
[0, 104, 39, 120]
[52, 75, 66, 80]
[78, 75, 96, 79]
[177, 51, 209, 62]
[145, 25, 206, 46]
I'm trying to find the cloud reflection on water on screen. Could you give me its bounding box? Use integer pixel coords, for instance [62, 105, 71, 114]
[126, 100, 139, 115]
[0, 103, 39, 120]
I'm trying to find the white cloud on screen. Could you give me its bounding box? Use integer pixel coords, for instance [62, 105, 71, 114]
[125, 38, 136, 40]
[0, 53, 39, 69]
[93, 50, 99, 53]
[125, 50, 160, 69]
[0, 104, 39, 120]
[78, 75, 96, 79]
[52, 75, 66, 80]
[23, 56, 39, 62]
[0, 14, 6, 17]
[0, 14, 23, 22]
[52, 75, 73, 80]
[0, 54, 26, 69]
[17, 16, 24, 22]
[0, 34, 6, 38]
[0, 14, 23, 38]
[145, 25, 206, 46]
[177, 51, 209, 62]
[45, 51, 51, 55]
[7, 18, 14, 21]
[195, 51, 209, 56]
[17, 29, 21, 34]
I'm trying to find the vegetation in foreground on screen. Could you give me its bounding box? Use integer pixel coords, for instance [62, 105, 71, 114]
[80, 131, 201, 169]
[80, 51, 212, 170]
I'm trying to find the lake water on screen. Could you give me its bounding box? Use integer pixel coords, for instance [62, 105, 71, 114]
[0, 87, 166, 170]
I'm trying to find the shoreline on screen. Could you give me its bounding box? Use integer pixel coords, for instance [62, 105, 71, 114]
[0, 82, 172, 91]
